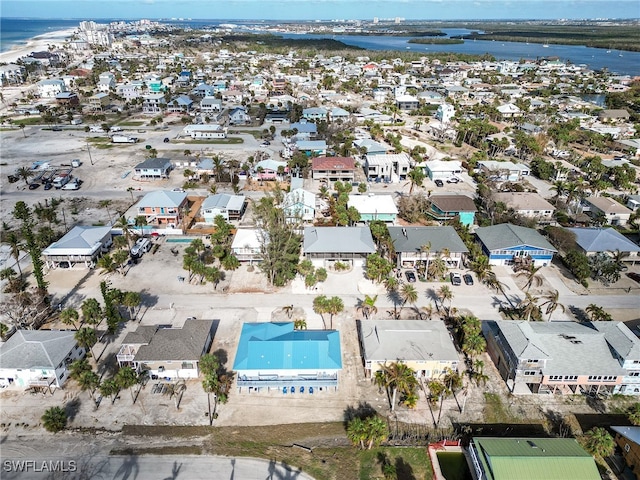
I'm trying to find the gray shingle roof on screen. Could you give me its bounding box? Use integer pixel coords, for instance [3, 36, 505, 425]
[133, 320, 214, 362]
[360, 320, 459, 363]
[567, 227, 640, 254]
[429, 194, 477, 213]
[134, 157, 173, 171]
[388, 226, 468, 254]
[475, 223, 556, 252]
[303, 227, 376, 254]
[0, 330, 78, 369]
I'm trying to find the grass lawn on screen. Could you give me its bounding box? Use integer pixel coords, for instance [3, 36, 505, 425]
[483, 393, 516, 424]
[120, 423, 433, 480]
[117, 121, 146, 126]
[13, 117, 43, 125]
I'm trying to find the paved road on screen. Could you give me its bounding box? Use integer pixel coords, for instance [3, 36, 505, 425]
[1, 454, 314, 480]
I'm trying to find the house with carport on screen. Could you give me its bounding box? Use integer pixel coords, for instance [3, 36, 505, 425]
[233, 322, 342, 393]
[358, 320, 459, 380]
[388, 226, 468, 269]
[116, 319, 215, 379]
[42, 225, 113, 268]
[475, 223, 556, 267]
[0, 330, 85, 389]
[303, 226, 376, 267]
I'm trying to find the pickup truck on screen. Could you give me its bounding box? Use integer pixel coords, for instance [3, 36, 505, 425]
[61, 179, 81, 190]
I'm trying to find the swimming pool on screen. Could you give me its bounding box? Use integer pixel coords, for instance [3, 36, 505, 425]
[166, 237, 198, 243]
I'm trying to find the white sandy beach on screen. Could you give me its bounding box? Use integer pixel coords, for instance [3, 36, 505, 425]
[0, 28, 77, 64]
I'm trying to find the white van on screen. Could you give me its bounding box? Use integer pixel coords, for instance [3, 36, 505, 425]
[130, 238, 152, 257]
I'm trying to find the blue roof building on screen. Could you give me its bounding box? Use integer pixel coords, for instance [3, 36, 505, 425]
[233, 322, 342, 393]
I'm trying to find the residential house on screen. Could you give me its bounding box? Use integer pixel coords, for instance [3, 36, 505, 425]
[477, 160, 530, 182]
[282, 188, 317, 223]
[417, 90, 444, 104]
[289, 120, 317, 140]
[166, 94, 193, 113]
[427, 194, 477, 226]
[566, 227, 640, 263]
[330, 107, 350, 122]
[626, 195, 640, 212]
[116, 319, 215, 379]
[583, 196, 632, 226]
[228, 106, 251, 125]
[192, 83, 215, 97]
[55, 91, 79, 107]
[423, 160, 464, 181]
[231, 228, 263, 263]
[37, 79, 66, 98]
[612, 426, 640, 480]
[142, 93, 167, 114]
[435, 103, 455, 123]
[497, 103, 522, 118]
[388, 226, 468, 269]
[296, 140, 328, 157]
[354, 138, 391, 156]
[200, 194, 246, 222]
[469, 437, 600, 480]
[302, 107, 328, 121]
[475, 223, 556, 267]
[182, 124, 226, 139]
[493, 192, 556, 222]
[134, 157, 173, 179]
[199, 96, 223, 115]
[347, 194, 398, 223]
[254, 159, 287, 180]
[134, 190, 188, 227]
[483, 320, 640, 396]
[311, 157, 356, 183]
[0, 330, 85, 389]
[365, 153, 411, 182]
[598, 109, 630, 122]
[117, 82, 143, 100]
[97, 72, 116, 93]
[233, 322, 342, 392]
[42, 225, 113, 269]
[395, 94, 419, 111]
[303, 226, 376, 267]
[358, 320, 459, 379]
[88, 92, 109, 111]
[0, 63, 25, 85]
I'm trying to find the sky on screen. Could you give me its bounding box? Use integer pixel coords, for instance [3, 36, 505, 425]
[2, 0, 638, 21]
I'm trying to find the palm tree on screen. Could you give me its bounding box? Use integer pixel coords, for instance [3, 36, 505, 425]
[324, 296, 344, 330]
[114, 216, 133, 247]
[462, 333, 486, 359]
[41, 406, 67, 433]
[540, 289, 565, 322]
[81, 298, 102, 326]
[380, 362, 417, 412]
[99, 200, 113, 223]
[427, 257, 447, 281]
[585, 303, 612, 322]
[97, 254, 117, 274]
[516, 265, 543, 292]
[313, 295, 328, 329]
[112, 249, 130, 274]
[582, 427, 615, 459]
[357, 294, 379, 319]
[518, 292, 541, 322]
[346, 417, 368, 450]
[60, 307, 80, 329]
[16, 166, 34, 185]
[99, 378, 120, 405]
[399, 283, 418, 313]
[437, 285, 453, 314]
[75, 327, 97, 358]
[4, 232, 24, 276]
[420, 304, 436, 321]
[282, 304, 294, 319]
[68, 358, 91, 380]
[405, 167, 425, 194]
[363, 416, 389, 450]
[115, 366, 139, 403]
[293, 318, 307, 330]
[77, 370, 100, 399]
[628, 403, 640, 426]
[122, 291, 141, 320]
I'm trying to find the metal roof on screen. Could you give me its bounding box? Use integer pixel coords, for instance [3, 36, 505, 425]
[303, 227, 376, 254]
[348, 195, 398, 215]
[43, 225, 111, 255]
[388, 226, 468, 254]
[475, 223, 556, 252]
[201, 194, 245, 211]
[567, 227, 640, 253]
[136, 190, 187, 208]
[472, 437, 600, 480]
[233, 322, 342, 371]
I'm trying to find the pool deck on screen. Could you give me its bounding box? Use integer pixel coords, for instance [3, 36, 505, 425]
[428, 440, 478, 480]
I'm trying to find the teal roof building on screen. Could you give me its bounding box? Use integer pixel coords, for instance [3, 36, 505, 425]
[233, 323, 342, 392]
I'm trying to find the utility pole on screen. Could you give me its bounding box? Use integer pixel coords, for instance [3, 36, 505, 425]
[87, 141, 94, 165]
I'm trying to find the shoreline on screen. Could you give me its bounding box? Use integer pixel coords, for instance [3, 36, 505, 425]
[0, 28, 77, 64]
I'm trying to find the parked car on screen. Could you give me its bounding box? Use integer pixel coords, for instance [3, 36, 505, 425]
[434, 179, 444, 187]
[450, 272, 462, 286]
[446, 177, 460, 184]
[163, 137, 170, 143]
[405, 271, 417, 283]
[28, 183, 40, 190]
[61, 179, 80, 190]
[260, 140, 271, 146]
[44, 182, 53, 190]
[172, 188, 185, 193]
[627, 272, 640, 284]
[51, 126, 62, 131]
[463, 274, 474, 285]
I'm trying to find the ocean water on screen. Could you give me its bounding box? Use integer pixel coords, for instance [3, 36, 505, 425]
[0, 18, 81, 52]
